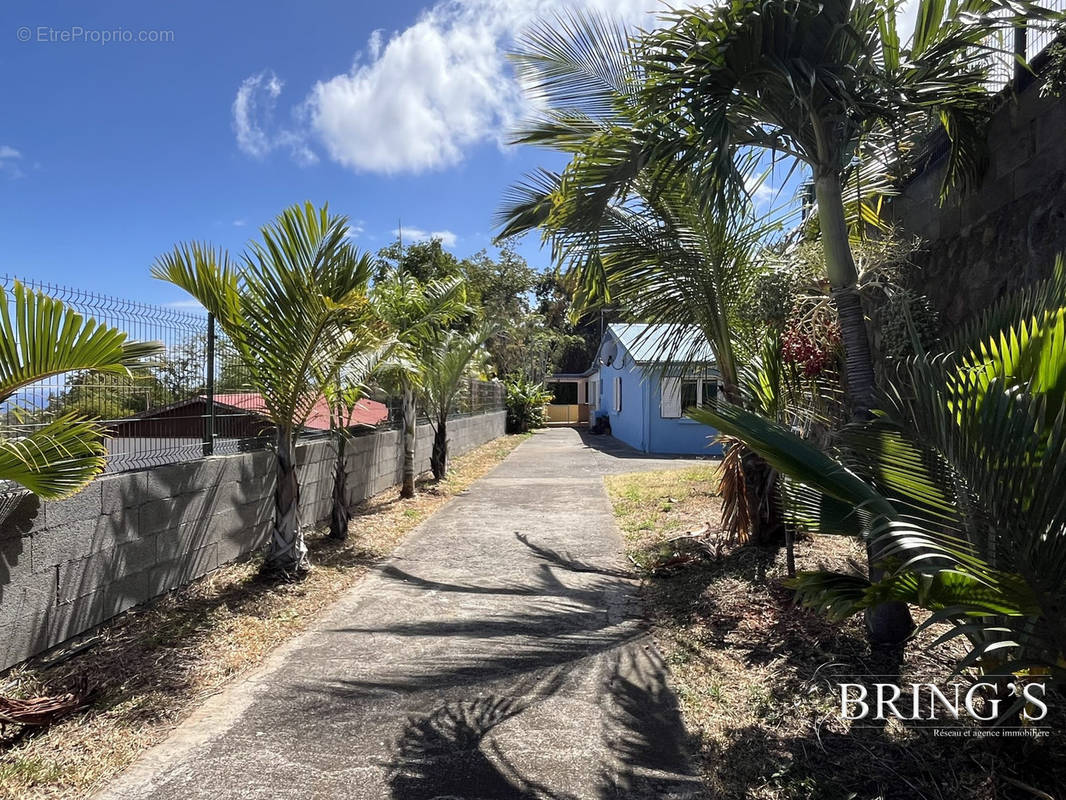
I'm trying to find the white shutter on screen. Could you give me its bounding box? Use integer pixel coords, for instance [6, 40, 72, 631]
[613, 377, 622, 412]
[660, 377, 682, 418]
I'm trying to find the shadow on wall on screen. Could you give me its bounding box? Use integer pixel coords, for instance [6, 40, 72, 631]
[0, 451, 276, 671]
[0, 411, 506, 671]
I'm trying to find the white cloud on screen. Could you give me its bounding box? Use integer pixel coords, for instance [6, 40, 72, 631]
[232, 0, 657, 175]
[394, 226, 457, 247]
[0, 145, 20, 160]
[232, 69, 317, 165]
[346, 220, 366, 239]
[232, 0, 919, 176]
[232, 218, 247, 227]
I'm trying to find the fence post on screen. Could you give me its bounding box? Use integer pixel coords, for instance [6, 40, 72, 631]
[1014, 20, 1028, 92]
[203, 313, 216, 456]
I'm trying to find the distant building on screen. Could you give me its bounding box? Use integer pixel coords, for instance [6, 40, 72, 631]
[108, 392, 389, 439]
[548, 323, 722, 457]
[104, 392, 389, 470]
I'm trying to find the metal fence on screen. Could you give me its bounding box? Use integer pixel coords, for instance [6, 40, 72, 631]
[0, 275, 504, 474]
[985, 6, 1065, 93]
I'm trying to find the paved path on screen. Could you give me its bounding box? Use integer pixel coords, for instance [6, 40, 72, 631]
[98, 429, 710, 800]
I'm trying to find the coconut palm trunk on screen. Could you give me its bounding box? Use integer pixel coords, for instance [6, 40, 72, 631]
[265, 427, 307, 573]
[400, 383, 417, 498]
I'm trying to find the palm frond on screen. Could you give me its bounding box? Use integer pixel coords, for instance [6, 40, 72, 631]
[0, 414, 107, 499]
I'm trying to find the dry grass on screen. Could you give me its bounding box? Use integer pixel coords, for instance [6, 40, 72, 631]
[0, 433, 529, 800]
[606, 466, 1066, 800]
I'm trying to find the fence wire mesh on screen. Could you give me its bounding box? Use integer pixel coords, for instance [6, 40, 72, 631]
[983, 8, 1065, 93]
[0, 276, 503, 476]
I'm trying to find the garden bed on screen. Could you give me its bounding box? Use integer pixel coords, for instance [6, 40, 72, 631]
[0, 433, 528, 800]
[606, 466, 1065, 800]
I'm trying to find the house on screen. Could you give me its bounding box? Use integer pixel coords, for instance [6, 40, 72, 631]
[582, 323, 723, 457]
[108, 392, 389, 440]
[104, 392, 390, 471]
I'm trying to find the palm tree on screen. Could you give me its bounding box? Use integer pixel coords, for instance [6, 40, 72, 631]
[371, 268, 467, 499]
[153, 203, 377, 574]
[500, 15, 787, 544]
[505, 2, 1055, 643]
[419, 322, 498, 480]
[691, 260, 1066, 678]
[640, 0, 1053, 418]
[323, 345, 392, 541]
[0, 281, 162, 498]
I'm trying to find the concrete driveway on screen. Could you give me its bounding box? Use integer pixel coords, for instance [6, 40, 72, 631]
[97, 428, 710, 800]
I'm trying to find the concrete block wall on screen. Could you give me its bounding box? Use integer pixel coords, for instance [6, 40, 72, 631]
[886, 79, 1066, 329]
[0, 410, 505, 671]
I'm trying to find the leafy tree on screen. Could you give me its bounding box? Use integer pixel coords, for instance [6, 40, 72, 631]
[153, 202, 377, 574]
[376, 238, 461, 284]
[460, 245, 537, 318]
[0, 282, 161, 498]
[532, 270, 599, 374]
[504, 374, 553, 434]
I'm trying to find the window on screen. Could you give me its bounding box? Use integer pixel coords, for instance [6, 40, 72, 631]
[701, 380, 718, 405]
[613, 376, 622, 412]
[662, 374, 720, 417]
[680, 380, 698, 411]
[660, 377, 682, 418]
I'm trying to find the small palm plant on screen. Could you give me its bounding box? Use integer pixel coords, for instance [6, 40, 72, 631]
[0, 282, 162, 498]
[419, 322, 498, 480]
[322, 345, 391, 541]
[153, 203, 377, 574]
[371, 268, 467, 498]
[691, 261, 1066, 680]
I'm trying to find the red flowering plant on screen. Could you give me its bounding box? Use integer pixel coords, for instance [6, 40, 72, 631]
[780, 291, 841, 378]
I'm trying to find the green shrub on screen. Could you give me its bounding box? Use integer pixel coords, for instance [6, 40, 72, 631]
[504, 375, 553, 433]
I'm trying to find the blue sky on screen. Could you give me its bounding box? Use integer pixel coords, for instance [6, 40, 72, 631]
[0, 0, 616, 306]
[0, 1, 919, 309]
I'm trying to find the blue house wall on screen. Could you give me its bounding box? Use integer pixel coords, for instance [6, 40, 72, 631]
[599, 357, 649, 451]
[593, 330, 722, 457]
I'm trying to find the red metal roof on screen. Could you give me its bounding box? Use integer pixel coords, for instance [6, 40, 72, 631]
[210, 393, 388, 431]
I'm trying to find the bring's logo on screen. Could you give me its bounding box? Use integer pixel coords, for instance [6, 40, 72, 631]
[837, 679, 1050, 734]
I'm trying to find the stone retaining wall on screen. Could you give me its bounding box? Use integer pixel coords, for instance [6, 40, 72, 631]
[0, 411, 506, 671]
